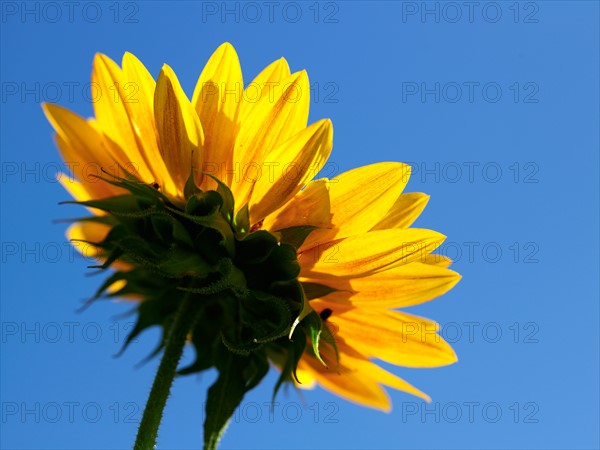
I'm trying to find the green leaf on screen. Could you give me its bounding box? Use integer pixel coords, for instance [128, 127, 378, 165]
[178, 305, 222, 375]
[204, 352, 266, 450]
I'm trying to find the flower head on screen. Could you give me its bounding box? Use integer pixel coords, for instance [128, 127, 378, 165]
[43, 42, 460, 446]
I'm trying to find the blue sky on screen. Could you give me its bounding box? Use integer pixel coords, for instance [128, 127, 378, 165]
[1, 1, 598, 449]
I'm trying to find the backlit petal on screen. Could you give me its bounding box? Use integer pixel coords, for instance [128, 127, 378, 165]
[299, 229, 445, 278]
[154, 64, 205, 191]
[249, 119, 333, 224]
[302, 162, 411, 250]
[262, 179, 331, 231]
[371, 192, 430, 230]
[232, 70, 310, 207]
[192, 42, 243, 189]
[325, 308, 457, 368]
[121, 52, 179, 199]
[239, 57, 291, 124]
[300, 262, 461, 308]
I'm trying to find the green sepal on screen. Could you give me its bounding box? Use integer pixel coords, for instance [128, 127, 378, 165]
[116, 295, 178, 356]
[268, 244, 301, 281]
[60, 195, 141, 214]
[177, 259, 247, 297]
[288, 283, 314, 339]
[165, 205, 235, 258]
[221, 290, 291, 355]
[320, 321, 340, 368]
[276, 225, 317, 249]
[304, 311, 327, 366]
[184, 169, 202, 200]
[242, 291, 291, 344]
[301, 281, 340, 300]
[234, 203, 250, 236]
[235, 230, 278, 265]
[205, 174, 235, 224]
[272, 327, 307, 401]
[87, 247, 123, 270]
[53, 215, 119, 227]
[185, 191, 223, 217]
[157, 246, 215, 279]
[94, 168, 171, 206]
[150, 212, 194, 248]
[92, 271, 129, 299]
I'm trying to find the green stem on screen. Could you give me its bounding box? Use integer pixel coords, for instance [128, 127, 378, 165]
[134, 294, 196, 450]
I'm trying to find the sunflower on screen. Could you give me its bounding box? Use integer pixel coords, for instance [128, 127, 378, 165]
[43, 42, 460, 448]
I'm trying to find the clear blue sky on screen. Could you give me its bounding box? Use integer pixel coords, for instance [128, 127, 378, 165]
[1, 1, 598, 449]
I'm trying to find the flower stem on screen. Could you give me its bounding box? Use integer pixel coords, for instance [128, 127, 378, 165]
[134, 294, 196, 450]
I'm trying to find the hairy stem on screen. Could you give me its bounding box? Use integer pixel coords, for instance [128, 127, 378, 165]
[134, 294, 196, 450]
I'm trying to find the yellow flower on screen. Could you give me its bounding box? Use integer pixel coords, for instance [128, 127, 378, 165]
[43, 42, 459, 416]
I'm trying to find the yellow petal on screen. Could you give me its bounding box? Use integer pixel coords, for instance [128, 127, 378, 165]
[66, 221, 111, 260]
[262, 179, 331, 231]
[326, 308, 457, 368]
[239, 57, 291, 124]
[57, 170, 118, 215]
[91, 54, 156, 182]
[351, 359, 431, 403]
[300, 262, 461, 308]
[334, 341, 431, 402]
[192, 43, 243, 189]
[249, 119, 333, 224]
[298, 354, 391, 411]
[371, 192, 430, 230]
[232, 70, 310, 207]
[154, 64, 205, 190]
[301, 162, 411, 249]
[43, 104, 124, 198]
[121, 52, 179, 199]
[422, 253, 454, 267]
[299, 229, 445, 278]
